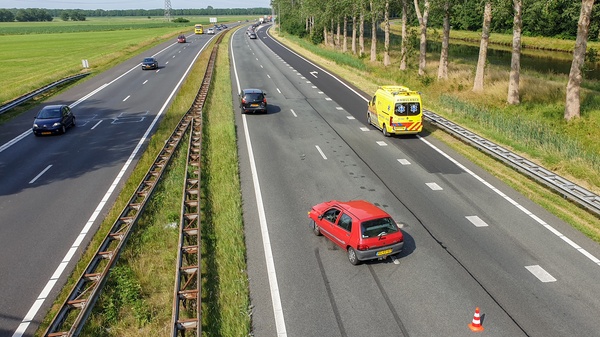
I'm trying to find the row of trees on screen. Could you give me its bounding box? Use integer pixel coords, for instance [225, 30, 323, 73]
[272, 0, 596, 120]
[0, 7, 271, 21]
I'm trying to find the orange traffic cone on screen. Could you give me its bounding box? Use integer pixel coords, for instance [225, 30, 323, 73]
[468, 307, 485, 332]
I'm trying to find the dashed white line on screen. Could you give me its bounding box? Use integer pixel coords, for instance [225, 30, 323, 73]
[312, 86, 317, 88]
[290, 109, 297, 117]
[325, 98, 332, 101]
[346, 116, 355, 120]
[260, 64, 264, 68]
[525, 265, 556, 282]
[397, 159, 411, 165]
[315, 145, 327, 160]
[318, 91, 324, 94]
[466, 216, 489, 227]
[337, 107, 345, 110]
[276, 88, 281, 94]
[426, 182, 443, 191]
[376, 141, 387, 146]
[91, 120, 103, 130]
[360, 127, 370, 132]
[29, 165, 52, 184]
[267, 74, 271, 78]
[143, 80, 148, 85]
[123, 95, 130, 102]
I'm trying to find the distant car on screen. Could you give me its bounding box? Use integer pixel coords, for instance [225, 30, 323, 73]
[308, 200, 404, 265]
[240, 88, 267, 114]
[177, 34, 186, 43]
[249, 32, 257, 39]
[32, 104, 75, 136]
[141, 57, 158, 70]
[207, 28, 215, 35]
[221, 24, 227, 29]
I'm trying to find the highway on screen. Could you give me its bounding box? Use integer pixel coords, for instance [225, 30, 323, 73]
[231, 24, 600, 337]
[0, 30, 218, 337]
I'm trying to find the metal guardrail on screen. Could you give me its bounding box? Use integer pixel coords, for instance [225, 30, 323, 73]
[171, 32, 223, 337]
[424, 110, 600, 217]
[0, 73, 89, 115]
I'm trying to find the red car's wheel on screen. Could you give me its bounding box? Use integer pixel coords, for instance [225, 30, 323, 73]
[311, 220, 321, 236]
[347, 247, 360, 265]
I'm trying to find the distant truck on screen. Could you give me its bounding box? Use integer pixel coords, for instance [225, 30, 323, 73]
[259, 17, 264, 24]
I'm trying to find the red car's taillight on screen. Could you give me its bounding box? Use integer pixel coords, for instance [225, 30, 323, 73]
[357, 244, 370, 251]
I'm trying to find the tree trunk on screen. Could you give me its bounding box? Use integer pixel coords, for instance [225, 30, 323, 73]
[360, 9, 365, 57]
[343, 16, 348, 52]
[323, 25, 328, 46]
[507, 0, 523, 104]
[336, 18, 341, 48]
[400, 0, 408, 70]
[413, 0, 430, 76]
[384, 0, 390, 66]
[352, 15, 357, 54]
[437, 1, 450, 79]
[565, 0, 595, 120]
[473, 1, 492, 92]
[371, 0, 377, 62]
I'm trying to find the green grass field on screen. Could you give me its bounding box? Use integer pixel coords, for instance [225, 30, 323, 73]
[0, 16, 252, 105]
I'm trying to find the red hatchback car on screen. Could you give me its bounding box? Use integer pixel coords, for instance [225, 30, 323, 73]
[308, 200, 404, 265]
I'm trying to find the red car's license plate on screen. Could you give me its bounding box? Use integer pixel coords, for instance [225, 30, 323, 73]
[376, 249, 392, 256]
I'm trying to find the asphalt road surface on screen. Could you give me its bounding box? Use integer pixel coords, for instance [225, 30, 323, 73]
[231, 24, 600, 337]
[0, 29, 223, 337]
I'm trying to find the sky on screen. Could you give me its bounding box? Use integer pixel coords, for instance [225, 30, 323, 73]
[0, 0, 271, 10]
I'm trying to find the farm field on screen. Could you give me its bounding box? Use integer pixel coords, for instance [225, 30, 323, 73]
[0, 16, 249, 105]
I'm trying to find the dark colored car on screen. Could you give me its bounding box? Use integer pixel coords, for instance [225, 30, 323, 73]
[32, 104, 75, 136]
[177, 34, 186, 43]
[308, 200, 404, 265]
[141, 57, 158, 70]
[240, 88, 267, 114]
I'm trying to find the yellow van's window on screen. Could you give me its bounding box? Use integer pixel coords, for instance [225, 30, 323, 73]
[395, 102, 420, 116]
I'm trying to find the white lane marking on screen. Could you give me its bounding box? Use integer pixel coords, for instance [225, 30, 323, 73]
[0, 130, 30, 153]
[11, 37, 212, 337]
[143, 80, 148, 85]
[346, 116, 355, 120]
[525, 265, 557, 282]
[337, 107, 344, 110]
[318, 91, 324, 94]
[325, 98, 332, 101]
[306, 81, 311, 83]
[417, 136, 600, 266]
[172, 55, 176, 58]
[29, 165, 52, 184]
[426, 182, 443, 191]
[315, 145, 327, 160]
[376, 141, 387, 146]
[397, 159, 411, 165]
[276, 88, 281, 94]
[230, 30, 288, 337]
[466, 215, 489, 227]
[290, 109, 297, 117]
[91, 120, 103, 130]
[312, 86, 317, 88]
[265, 23, 600, 267]
[301, 77, 306, 79]
[123, 95, 130, 102]
[267, 74, 271, 78]
[360, 127, 369, 132]
[260, 64, 264, 68]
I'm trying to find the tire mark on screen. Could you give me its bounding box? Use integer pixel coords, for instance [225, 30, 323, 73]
[368, 265, 410, 337]
[315, 248, 347, 337]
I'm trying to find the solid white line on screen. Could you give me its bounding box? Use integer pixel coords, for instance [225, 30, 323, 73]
[29, 165, 52, 184]
[91, 120, 103, 130]
[0, 130, 30, 153]
[417, 136, 600, 266]
[466, 215, 489, 227]
[11, 36, 212, 337]
[231, 29, 288, 337]
[525, 265, 557, 282]
[315, 145, 327, 160]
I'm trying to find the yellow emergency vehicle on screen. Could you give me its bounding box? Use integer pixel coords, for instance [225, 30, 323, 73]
[367, 86, 423, 136]
[194, 24, 203, 34]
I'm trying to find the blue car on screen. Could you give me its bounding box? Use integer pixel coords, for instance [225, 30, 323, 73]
[32, 105, 75, 136]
